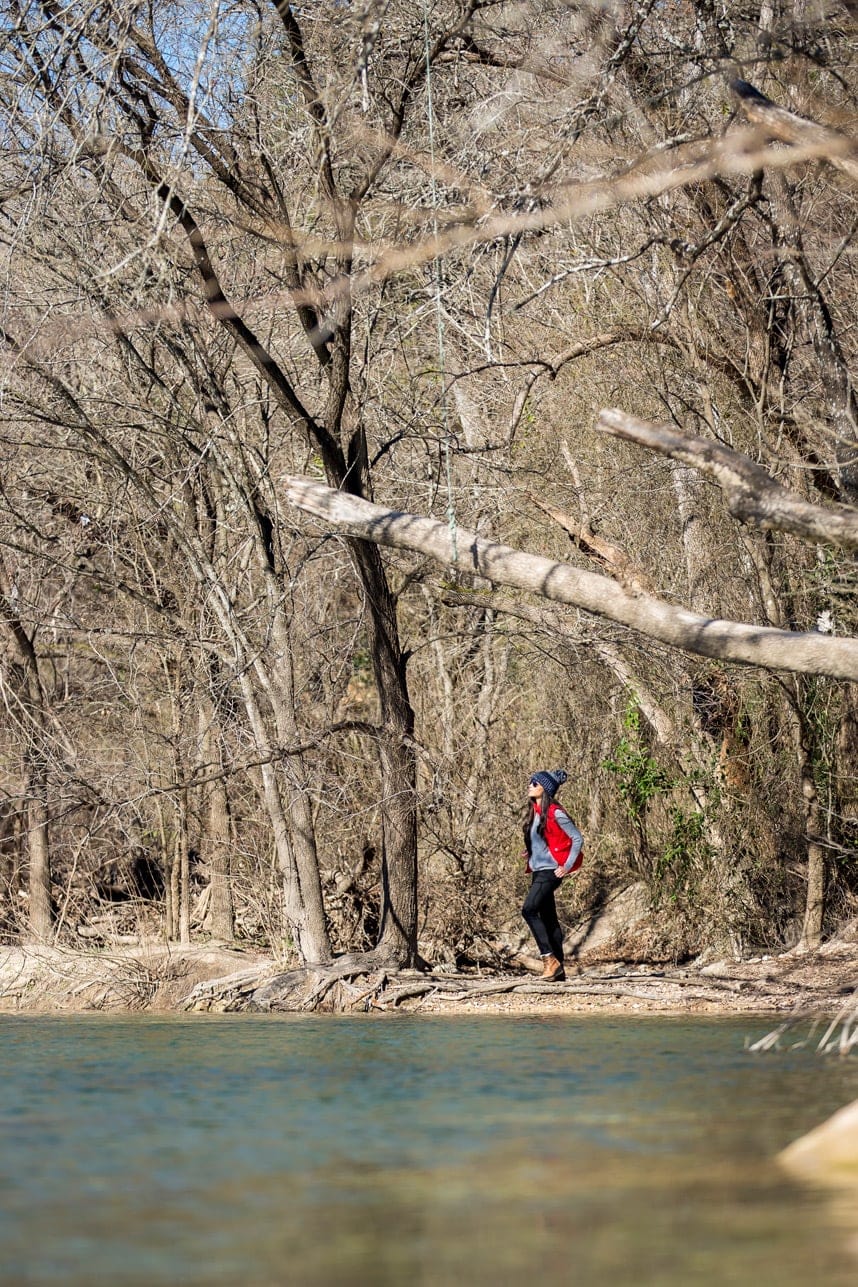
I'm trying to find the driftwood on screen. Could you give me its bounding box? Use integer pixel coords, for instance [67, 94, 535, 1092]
[749, 988, 858, 1054]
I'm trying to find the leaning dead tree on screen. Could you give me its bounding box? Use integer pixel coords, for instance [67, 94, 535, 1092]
[284, 465, 858, 682]
[596, 411, 858, 552]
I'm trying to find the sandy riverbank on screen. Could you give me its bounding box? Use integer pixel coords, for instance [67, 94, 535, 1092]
[1, 939, 858, 1018]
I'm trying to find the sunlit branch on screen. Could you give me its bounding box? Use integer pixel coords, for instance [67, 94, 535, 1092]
[283, 476, 858, 681]
[597, 409, 858, 551]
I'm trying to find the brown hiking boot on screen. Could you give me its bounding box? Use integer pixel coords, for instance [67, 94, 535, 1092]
[541, 955, 565, 981]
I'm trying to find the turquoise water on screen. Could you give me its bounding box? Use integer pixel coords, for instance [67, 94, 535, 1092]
[1, 1014, 858, 1285]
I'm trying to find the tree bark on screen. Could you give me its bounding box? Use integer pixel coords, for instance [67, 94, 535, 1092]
[235, 667, 332, 963]
[349, 544, 417, 964]
[241, 588, 334, 964]
[790, 703, 826, 952]
[0, 800, 19, 933]
[26, 785, 52, 943]
[835, 682, 858, 870]
[177, 784, 191, 946]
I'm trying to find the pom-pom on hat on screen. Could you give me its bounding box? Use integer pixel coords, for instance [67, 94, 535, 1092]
[530, 769, 568, 796]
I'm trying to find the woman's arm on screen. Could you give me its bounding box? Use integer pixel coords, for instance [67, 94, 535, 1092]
[553, 809, 583, 876]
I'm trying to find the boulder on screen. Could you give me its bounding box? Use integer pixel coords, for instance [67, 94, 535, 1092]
[780, 1099, 858, 1185]
[567, 881, 651, 955]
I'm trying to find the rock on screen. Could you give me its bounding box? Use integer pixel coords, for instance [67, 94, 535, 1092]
[699, 958, 735, 976]
[567, 882, 651, 955]
[823, 917, 858, 949]
[780, 1099, 858, 1185]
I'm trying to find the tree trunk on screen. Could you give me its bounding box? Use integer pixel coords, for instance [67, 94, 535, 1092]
[284, 477, 858, 681]
[671, 462, 708, 612]
[169, 464, 331, 965]
[0, 799, 18, 929]
[26, 784, 52, 942]
[836, 682, 858, 830]
[198, 705, 234, 942]
[797, 757, 825, 952]
[266, 607, 331, 960]
[0, 560, 53, 940]
[237, 669, 332, 964]
[784, 690, 827, 951]
[159, 802, 175, 941]
[351, 542, 417, 965]
[177, 785, 191, 945]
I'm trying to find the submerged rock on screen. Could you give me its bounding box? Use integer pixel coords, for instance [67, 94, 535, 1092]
[780, 1099, 858, 1185]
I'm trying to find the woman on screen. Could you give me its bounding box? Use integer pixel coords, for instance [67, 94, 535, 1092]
[521, 769, 583, 981]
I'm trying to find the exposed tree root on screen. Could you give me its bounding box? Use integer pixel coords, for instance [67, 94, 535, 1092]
[179, 958, 852, 1014]
[180, 952, 397, 1013]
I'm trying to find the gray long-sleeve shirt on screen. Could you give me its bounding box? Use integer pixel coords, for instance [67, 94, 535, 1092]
[529, 807, 583, 874]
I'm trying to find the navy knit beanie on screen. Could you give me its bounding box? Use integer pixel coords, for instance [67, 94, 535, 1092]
[530, 768, 568, 797]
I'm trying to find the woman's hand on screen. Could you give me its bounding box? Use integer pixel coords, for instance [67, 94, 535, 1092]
[554, 868, 566, 880]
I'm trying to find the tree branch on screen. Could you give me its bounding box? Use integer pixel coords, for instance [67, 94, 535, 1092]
[596, 409, 858, 550]
[529, 492, 657, 595]
[731, 79, 858, 186]
[283, 476, 858, 680]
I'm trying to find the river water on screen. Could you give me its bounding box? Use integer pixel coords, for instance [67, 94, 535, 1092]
[2, 1014, 858, 1285]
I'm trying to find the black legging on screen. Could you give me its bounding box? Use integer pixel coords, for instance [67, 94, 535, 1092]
[522, 871, 564, 962]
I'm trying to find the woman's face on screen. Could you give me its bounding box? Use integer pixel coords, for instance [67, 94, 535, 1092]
[528, 780, 544, 801]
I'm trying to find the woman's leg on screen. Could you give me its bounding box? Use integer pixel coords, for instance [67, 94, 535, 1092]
[540, 888, 564, 965]
[522, 873, 560, 958]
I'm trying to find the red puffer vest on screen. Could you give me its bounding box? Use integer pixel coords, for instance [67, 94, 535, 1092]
[525, 801, 583, 873]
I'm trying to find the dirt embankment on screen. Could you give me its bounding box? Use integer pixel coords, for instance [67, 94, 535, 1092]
[2, 938, 858, 1017]
[0, 944, 270, 1015]
[7, 879, 857, 1017]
